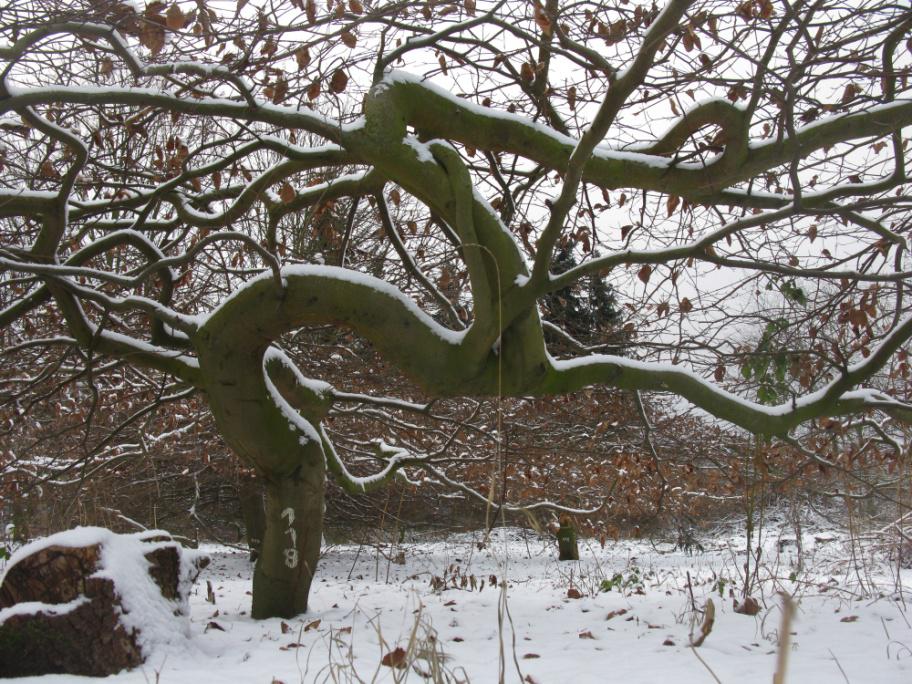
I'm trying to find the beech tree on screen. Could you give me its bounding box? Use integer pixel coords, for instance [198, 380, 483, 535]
[2, 0, 912, 618]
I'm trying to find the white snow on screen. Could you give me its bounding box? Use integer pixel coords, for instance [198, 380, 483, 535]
[262, 348, 323, 445]
[6, 523, 907, 683]
[0, 596, 89, 623]
[403, 136, 437, 164]
[264, 346, 332, 398]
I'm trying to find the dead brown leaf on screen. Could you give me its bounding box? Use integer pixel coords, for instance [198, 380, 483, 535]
[330, 69, 349, 93]
[279, 182, 295, 204]
[381, 646, 407, 669]
[637, 265, 652, 286]
[734, 596, 760, 616]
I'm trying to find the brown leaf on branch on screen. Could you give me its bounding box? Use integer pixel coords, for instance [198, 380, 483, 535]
[165, 4, 185, 30]
[139, 17, 166, 55]
[637, 265, 652, 285]
[272, 76, 288, 104]
[841, 83, 861, 105]
[330, 69, 349, 93]
[279, 182, 295, 203]
[341, 30, 357, 48]
[39, 160, 60, 180]
[533, 1, 552, 36]
[295, 46, 311, 70]
[520, 62, 535, 83]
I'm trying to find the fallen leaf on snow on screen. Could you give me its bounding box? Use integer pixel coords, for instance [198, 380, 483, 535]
[734, 596, 760, 615]
[381, 646, 408, 669]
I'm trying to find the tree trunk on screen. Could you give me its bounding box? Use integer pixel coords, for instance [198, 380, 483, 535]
[238, 479, 266, 561]
[251, 465, 325, 619]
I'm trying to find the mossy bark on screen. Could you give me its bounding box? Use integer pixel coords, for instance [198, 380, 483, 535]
[239, 479, 266, 561]
[557, 520, 579, 561]
[197, 326, 330, 619]
[251, 467, 324, 619]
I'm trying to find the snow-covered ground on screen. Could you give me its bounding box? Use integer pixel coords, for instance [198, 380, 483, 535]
[5, 523, 911, 683]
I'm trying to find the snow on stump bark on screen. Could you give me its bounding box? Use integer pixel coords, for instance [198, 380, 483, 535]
[0, 527, 209, 677]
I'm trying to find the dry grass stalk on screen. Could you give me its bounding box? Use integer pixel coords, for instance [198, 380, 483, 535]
[772, 592, 796, 684]
[690, 598, 715, 647]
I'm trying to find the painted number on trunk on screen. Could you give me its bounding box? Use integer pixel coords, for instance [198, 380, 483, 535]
[281, 507, 298, 568]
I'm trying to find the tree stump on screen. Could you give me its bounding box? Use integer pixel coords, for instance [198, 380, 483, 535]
[0, 528, 208, 677]
[557, 514, 579, 561]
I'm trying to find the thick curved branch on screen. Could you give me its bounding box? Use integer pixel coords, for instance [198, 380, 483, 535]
[368, 72, 912, 201]
[541, 353, 912, 437]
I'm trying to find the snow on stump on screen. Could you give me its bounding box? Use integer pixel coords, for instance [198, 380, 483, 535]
[0, 527, 209, 677]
